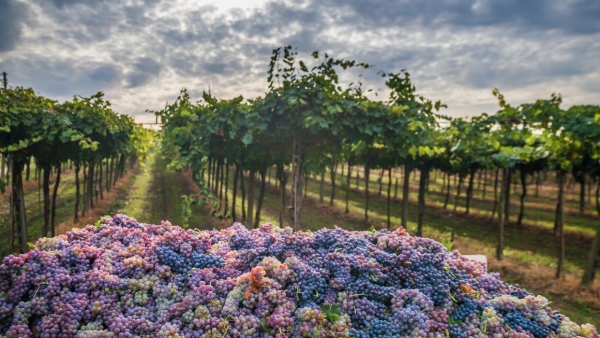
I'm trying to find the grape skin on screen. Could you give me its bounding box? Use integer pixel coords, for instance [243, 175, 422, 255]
[0, 214, 595, 338]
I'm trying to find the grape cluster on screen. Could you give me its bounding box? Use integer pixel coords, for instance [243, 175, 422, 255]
[156, 246, 225, 275]
[0, 214, 597, 337]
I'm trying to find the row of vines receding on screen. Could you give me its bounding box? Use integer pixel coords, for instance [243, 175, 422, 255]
[156, 46, 600, 284]
[0, 88, 155, 255]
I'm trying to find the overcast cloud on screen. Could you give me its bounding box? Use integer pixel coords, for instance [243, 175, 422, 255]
[0, 0, 598, 122]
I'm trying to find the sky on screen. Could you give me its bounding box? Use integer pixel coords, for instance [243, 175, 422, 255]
[0, 0, 599, 123]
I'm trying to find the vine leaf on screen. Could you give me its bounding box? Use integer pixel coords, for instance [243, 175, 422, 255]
[322, 304, 342, 322]
[441, 238, 454, 251]
[260, 318, 272, 333]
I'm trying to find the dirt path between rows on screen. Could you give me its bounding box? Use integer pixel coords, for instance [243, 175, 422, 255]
[55, 163, 141, 236]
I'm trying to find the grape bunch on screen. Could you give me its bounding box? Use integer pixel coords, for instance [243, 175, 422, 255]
[0, 214, 597, 337]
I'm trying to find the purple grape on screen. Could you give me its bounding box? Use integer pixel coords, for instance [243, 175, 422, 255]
[0, 214, 596, 338]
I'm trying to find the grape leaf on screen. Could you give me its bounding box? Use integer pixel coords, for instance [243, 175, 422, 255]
[260, 318, 272, 333]
[322, 304, 341, 322]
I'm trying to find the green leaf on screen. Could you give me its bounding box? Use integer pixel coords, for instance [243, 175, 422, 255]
[448, 317, 462, 325]
[95, 215, 111, 228]
[241, 133, 253, 145]
[322, 304, 342, 322]
[298, 60, 308, 72]
[441, 238, 453, 251]
[260, 318, 272, 333]
[409, 146, 417, 158]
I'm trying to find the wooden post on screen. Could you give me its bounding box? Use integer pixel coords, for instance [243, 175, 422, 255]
[345, 164, 351, 214]
[74, 164, 80, 223]
[330, 160, 337, 206]
[401, 164, 411, 229]
[497, 167, 508, 260]
[582, 226, 600, 285]
[417, 167, 429, 236]
[556, 171, 566, 279]
[364, 166, 370, 221]
[387, 168, 392, 228]
[451, 174, 464, 242]
[247, 170, 255, 227]
[232, 165, 238, 222]
[319, 172, 325, 203]
[292, 134, 303, 231]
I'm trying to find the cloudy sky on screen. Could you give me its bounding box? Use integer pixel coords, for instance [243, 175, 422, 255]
[1, 0, 599, 123]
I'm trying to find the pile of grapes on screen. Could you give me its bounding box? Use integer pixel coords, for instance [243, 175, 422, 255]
[0, 215, 597, 337]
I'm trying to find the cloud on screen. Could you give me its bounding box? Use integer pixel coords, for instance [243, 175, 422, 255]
[49, 0, 104, 8]
[320, 0, 600, 36]
[0, 0, 598, 120]
[87, 64, 121, 84]
[0, 56, 123, 98]
[0, 0, 29, 52]
[126, 57, 162, 88]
